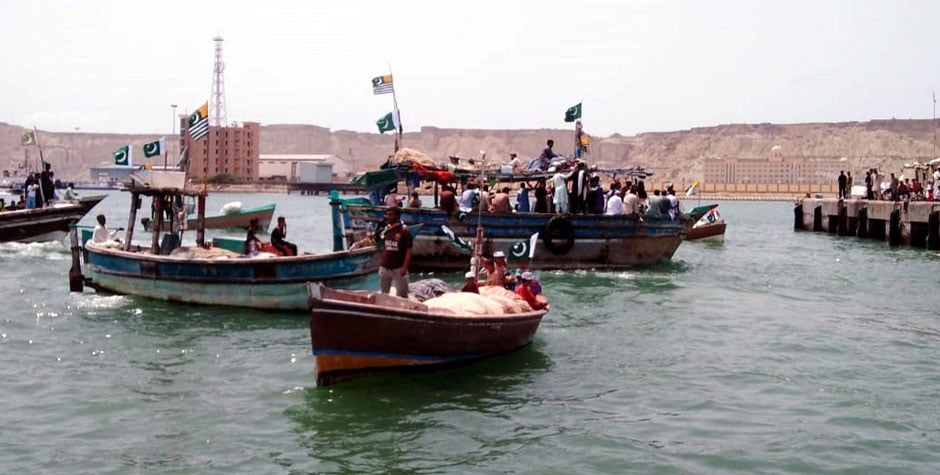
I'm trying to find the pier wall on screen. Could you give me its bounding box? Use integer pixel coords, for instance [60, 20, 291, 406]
[794, 198, 940, 250]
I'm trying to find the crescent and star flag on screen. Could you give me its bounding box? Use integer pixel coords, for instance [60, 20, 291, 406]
[143, 138, 165, 158]
[508, 232, 539, 262]
[440, 225, 472, 254]
[564, 103, 582, 122]
[21, 131, 37, 146]
[188, 102, 209, 141]
[113, 145, 132, 166]
[376, 113, 395, 133]
[372, 75, 394, 95]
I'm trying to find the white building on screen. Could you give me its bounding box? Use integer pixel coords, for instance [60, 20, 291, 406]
[258, 154, 347, 183]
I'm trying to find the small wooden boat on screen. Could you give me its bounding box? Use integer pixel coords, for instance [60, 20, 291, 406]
[74, 171, 379, 310]
[686, 204, 726, 241]
[0, 195, 106, 243]
[141, 202, 276, 232]
[307, 283, 549, 386]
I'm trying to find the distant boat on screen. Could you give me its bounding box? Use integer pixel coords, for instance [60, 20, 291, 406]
[75, 170, 379, 310]
[141, 202, 276, 232]
[0, 195, 106, 243]
[686, 204, 726, 241]
[307, 283, 549, 386]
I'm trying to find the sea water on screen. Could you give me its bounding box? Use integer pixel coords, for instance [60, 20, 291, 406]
[1, 192, 938, 474]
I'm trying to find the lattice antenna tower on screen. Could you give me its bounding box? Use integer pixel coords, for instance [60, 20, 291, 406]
[210, 36, 227, 127]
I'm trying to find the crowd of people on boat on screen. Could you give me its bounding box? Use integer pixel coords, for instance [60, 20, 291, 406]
[459, 250, 547, 310]
[0, 164, 72, 212]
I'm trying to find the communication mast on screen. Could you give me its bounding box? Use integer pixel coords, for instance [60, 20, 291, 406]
[210, 36, 227, 127]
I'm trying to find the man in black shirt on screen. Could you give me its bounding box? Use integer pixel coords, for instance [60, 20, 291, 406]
[378, 207, 412, 298]
[270, 216, 298, 256]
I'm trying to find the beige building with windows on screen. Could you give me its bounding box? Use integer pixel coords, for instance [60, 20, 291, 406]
[182, 121, 260, 181]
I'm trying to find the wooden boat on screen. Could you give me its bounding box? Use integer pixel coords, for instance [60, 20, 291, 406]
[334, 171, 708, 271]
[74, 171, 379, 310]
[0, 195, 106, 243]
[307, 283, 549, 386]
[141, 202, 275, 232]
[686, 204, 726, 241]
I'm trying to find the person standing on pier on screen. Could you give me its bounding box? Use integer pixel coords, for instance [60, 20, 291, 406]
[837, 171, 847, 199]
[864, 170, 874, 200]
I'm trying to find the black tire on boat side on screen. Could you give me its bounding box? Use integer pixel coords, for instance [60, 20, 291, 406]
[543, 216, 575, 254]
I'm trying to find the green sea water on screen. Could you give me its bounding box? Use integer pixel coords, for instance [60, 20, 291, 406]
[1, 191, 938, 474]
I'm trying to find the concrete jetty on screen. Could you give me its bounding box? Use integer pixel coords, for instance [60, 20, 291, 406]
[794, 198, 940, 250]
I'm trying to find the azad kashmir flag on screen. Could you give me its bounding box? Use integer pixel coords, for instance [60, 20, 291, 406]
[188, 102, 209, 140]
[376, 112, 395, 133]
[113, 145, 132, 166]
[686, 180, 701, 197]
[143, 137, 166, 158]
[440, 225, 473, 254]
[564, 102, 582, 123]
[508, 232, 539, 263]
[371, 74, 394, 95]
[21, 131, 37, 146]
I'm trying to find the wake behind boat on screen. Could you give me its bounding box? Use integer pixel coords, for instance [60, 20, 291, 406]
[72, 170, 379, 310]
[0, 195, 106, 243]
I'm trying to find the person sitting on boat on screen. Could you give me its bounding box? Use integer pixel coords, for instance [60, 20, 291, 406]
[383, 186, 402, 208]
[485, 251, 508, 287]
[92, 214, 122, 245]
[270, 216, 298, 256]
[245, 218, 263, 256]
[62, 183, 80, 202]
[458, 183, 478, 213]
[461, 271, 480, 294]
[538, 140, 557, 171]
[378, 206, 412, 298]
[408, 191, 422, 208]
[438, 185, 459, 217]
[516, 272, 547, 310]
[488, 187, 512, 214]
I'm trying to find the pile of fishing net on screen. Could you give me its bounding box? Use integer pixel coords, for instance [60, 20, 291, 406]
[392, 148, 438, 168]
[422, 285, 535, 316]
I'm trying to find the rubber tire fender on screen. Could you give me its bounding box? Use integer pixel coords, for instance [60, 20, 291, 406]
[543, 216, 575, 254]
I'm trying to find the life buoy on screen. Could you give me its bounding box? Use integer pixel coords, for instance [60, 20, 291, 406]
[543, 216, 575, 254]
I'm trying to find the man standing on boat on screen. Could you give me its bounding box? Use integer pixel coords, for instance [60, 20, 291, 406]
[378, 206, 413, 298]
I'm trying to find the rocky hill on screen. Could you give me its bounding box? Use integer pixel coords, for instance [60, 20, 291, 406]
[1, 119, 937, 183]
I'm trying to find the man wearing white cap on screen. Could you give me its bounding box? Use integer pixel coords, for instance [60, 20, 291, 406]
[485, 251, 508, 287]
[515, 271, 547, 310]
[461, 271, 479, 294]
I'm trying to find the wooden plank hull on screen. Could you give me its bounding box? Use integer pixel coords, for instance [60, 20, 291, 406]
[84, 244, 379, 310]
[687, 221, 726, 241]
[308, 284, 547, 386]
[0, 195, 106, 243]
[341, 205, 692, 271]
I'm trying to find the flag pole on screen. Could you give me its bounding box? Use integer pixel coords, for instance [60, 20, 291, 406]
[388, 63, 402, 153]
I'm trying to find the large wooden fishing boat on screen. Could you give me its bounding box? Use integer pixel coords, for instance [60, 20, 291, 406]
[334, 166, 707, 271]
[0, 195, 106, 243]
[73, 171, 379, 310]
[307, 283, 549, 386]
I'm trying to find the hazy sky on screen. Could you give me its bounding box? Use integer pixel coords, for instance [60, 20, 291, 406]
[2, 0, 938, 137]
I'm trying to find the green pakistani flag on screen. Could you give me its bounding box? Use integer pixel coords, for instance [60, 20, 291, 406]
[21, 131, 37, 146]
[376, 112, 395, 133]
[508, 232, 539, 262]
[564, 103, 582, 123]
[143, 138, 164, 158]
[113, 145, 131, 166]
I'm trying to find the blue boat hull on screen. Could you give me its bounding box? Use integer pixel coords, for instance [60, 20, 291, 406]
[341, 205, 690, 271]
[84, 244, 380, 310]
